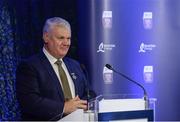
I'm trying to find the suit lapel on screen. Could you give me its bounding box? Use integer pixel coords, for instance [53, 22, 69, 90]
[38, 51, 64, 99]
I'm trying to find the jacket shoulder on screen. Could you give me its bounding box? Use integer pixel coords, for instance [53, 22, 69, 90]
[63, 57, 80, 66]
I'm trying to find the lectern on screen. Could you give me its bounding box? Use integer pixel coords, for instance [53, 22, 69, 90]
[59, 94, 156, 122]
[88, 94, 155, 122]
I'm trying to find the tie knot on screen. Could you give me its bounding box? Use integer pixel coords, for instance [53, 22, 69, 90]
[55, 59, 62, 66]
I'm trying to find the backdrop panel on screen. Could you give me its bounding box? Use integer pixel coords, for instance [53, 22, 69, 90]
[78, 0, 180, 120]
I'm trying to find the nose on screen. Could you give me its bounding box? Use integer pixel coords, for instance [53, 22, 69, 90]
[63, 39, 70, 45]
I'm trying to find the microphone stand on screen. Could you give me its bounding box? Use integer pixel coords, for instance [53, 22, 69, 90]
[80, 64, 95, 121]
[80, 64, 91, 108]
[105, 64, 149, 109]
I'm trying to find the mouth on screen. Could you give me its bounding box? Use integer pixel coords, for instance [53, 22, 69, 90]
[61, 45, 70, 50]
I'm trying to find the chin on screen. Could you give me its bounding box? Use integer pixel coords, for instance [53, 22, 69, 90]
[59, 53, 67, 58]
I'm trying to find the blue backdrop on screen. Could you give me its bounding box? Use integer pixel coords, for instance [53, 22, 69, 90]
[78, 0, 180, 121]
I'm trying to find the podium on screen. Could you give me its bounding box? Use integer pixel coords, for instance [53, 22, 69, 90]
[89, 94, 155, 122]
[58, 109, 85, 121]
[59, 94, 156, 122]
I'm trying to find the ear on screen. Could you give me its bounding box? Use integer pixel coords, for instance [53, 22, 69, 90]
[43, 32, 49, 43]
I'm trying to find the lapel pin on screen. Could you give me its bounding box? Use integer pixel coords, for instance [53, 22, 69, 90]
[71, 73, 77, 80]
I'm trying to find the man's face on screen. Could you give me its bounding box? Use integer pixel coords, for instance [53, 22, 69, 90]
[43, 26, 71, 58]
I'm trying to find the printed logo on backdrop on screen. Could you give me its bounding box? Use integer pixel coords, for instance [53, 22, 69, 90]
[97, 42, 115, 53]
[138, 42, 156, 53]
[103, 66, 113, 84]
[143, 12, 153, 29]
[143, 66, 153, 83]
[102, 11, 112, 29]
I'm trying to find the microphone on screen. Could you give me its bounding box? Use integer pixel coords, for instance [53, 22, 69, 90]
[80, 64, 90, 101]
[105, 64, 149, 109]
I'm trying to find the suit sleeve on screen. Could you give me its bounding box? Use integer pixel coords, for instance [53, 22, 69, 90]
[16, 61, 64, 120]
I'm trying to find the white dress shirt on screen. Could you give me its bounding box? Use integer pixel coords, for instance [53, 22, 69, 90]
[43, 47, 75, 98]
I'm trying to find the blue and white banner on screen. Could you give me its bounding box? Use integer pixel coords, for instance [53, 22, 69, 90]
[78, 0, 180, 120]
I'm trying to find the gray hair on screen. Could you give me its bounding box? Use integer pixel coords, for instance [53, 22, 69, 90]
[43, 17, 71, 33]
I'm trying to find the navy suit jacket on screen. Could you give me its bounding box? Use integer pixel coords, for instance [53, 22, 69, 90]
[16, 51, 94, 120]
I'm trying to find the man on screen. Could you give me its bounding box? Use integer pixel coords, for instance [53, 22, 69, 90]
[16, 17, 95, 120]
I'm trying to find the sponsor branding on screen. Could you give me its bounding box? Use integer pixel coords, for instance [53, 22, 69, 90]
[102, 11, 112, 29]
[139, 42, 156, 53]
[143, 66, 153, 83]
[103, 66, 113, 84]
[143, 12, 153, 29]
[97, 42, 115, 53]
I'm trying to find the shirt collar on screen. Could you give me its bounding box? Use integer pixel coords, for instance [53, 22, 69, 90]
[43, 47, 62, 65]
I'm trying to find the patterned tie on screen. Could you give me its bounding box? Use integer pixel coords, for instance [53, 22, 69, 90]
[55, 60, 72, 100]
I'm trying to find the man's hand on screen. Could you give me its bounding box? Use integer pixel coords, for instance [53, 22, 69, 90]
[63, 96, 87, 115]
